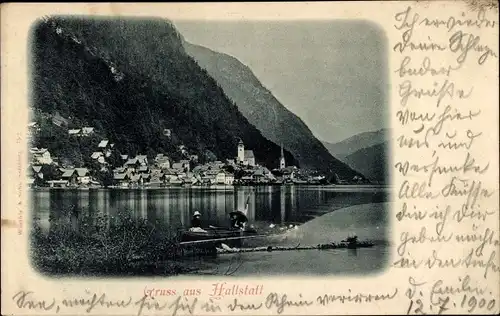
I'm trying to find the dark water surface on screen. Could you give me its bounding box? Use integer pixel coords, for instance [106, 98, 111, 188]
[32, 186, 389, 234]
[31, 185, 391, 275]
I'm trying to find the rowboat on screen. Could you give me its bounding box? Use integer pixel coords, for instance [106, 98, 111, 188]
[179, 226, 260, 257]
[180, 226, 258, 243]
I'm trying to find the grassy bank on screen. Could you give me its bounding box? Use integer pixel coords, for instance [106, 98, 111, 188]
[30, 209, 194, 276]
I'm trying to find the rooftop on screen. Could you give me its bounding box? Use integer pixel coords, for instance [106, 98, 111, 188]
[114, 173, 128, 180]
[75, 168, 89, 177]
[98, 140, 109, 148]
[244, 150, 255, 158]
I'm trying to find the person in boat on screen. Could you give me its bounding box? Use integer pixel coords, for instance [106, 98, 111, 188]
[189, 211, 207, 232]
[230, 211, 248, 231]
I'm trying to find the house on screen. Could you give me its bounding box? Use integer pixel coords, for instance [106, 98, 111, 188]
[68, 129, 81, 136]
[163, 129, 172, 137]
[282, 167, 296, 181]
[113, 173, 129, 187]
[215, 172, 226, 184]
[182, 172, 197, 185]
[141, 174, 150, 183]
[27, 165, 44, 186]
[81, 127, 94, 136]
[155, 156, 170, 169]
[97, 140, 109, 148]
[180, 160, 190, 172]
[213, 161, 224, 169]
[169, 176, 183, 186]
[225, 173, 234, 185]
[28, 122, 38, 129]
[252, 169, 267, 183]
[216, 171, 234, 185]
[91, 152, 103, 159]
[124, 158, 140, 171]
[61, 169, 78, 186]
[32, 165, 44, 180]
[120, 154, 129, 161]
[240, 176, 253, 183]
[129, 174, 142, 186]
[46, 180, 69, 188]
[125, 167, 136, 177]
[52, 112, 69, 127]
[163, 169, 179, 182]
[27, 178, 35, 188]
[113, 167, 126, 174]
[171, 162, 185, 172]
[75, 168, 90, 184]
[149, 169, 165, 185]
[206, 169, 219, 177]
[30, 148, 53, 165]
[138, 165, 150, 174]
[135, 155, 148, 166]
[201, 175, 216, 185]
[28, 122, 40, 136]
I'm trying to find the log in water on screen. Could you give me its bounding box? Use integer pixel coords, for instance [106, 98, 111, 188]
[180, 240, 375, 257]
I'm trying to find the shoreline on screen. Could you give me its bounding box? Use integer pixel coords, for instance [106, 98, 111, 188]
[28, 183, 393, 192]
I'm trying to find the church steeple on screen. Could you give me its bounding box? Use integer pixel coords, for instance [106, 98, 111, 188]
[237, 139, 245, 163]
[279, 143, 286, 169]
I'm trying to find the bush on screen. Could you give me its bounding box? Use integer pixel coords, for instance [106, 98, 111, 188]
[31, 208, 192, 276]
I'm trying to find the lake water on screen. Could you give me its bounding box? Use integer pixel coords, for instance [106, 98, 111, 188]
[31, 185, 392, 275]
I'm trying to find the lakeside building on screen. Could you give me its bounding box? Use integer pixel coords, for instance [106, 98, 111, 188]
[237, 139, 256, 167]
[279, 144, 286, 169]
[27, 129, 339, 188]
[30, 148, 54, 165]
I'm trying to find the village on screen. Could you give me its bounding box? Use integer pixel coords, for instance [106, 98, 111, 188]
[27, 119, 335, 189]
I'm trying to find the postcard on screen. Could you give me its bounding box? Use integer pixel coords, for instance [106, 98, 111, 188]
[1, 1, 499, 315]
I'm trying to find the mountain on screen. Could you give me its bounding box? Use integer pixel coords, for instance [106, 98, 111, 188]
[321, 129, 391, 182]
[183, 42, 362, 180]
[342, 142, 389, 183]
[322, 129, 390, 159]
[30, 17, 298, 169]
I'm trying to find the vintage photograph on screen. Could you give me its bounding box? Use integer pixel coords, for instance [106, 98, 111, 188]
[28, 16, 391, 277]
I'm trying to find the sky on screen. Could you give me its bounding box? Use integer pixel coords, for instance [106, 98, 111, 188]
[173, 20, 388, 143]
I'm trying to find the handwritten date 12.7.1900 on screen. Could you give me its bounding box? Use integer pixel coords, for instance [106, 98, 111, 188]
[405, 276, 498, 315]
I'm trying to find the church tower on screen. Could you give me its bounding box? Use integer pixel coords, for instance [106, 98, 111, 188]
[237, 139, 245, 163]
[279, 143, 286, 169]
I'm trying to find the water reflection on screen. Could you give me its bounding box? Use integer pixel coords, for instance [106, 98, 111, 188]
[31, 186, 389, 236]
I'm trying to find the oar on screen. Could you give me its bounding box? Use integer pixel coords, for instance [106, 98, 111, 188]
[245, 195, 250, 211]
[179, 234, 279, 246]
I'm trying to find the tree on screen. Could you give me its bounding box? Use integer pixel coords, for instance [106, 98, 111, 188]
[233, 169, 245, 180]
[223, 165, 235, 173]
[204, 150, 217, 162]
[96, 170, 114, 187]
[43, 164, 62, 181]
[107, 150, 122, 168]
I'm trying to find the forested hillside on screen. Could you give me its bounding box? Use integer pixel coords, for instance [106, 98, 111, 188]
[30, 17, 297, 169]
